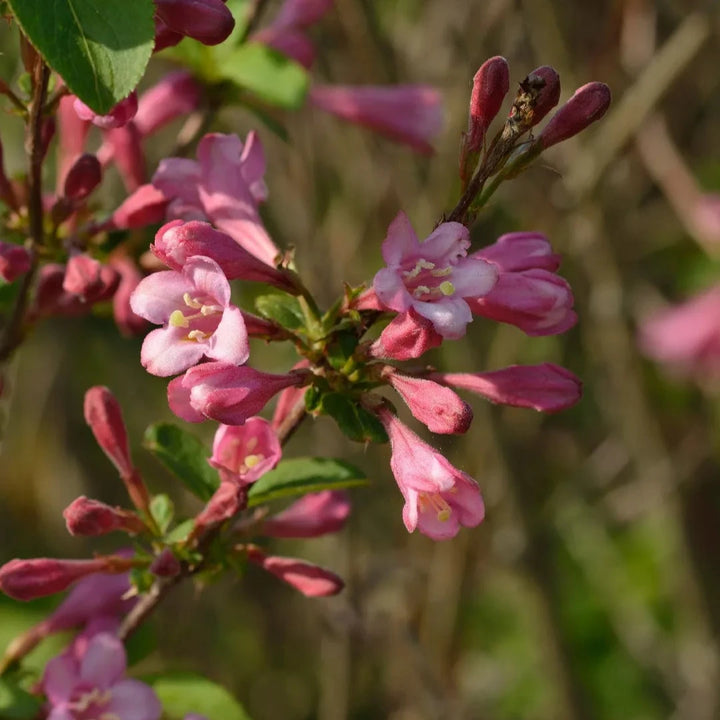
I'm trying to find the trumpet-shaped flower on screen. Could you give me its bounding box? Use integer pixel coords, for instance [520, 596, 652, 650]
[130, 256, 248, 377]
[377, 407, 484, 540]
[373, 212, 497, 339]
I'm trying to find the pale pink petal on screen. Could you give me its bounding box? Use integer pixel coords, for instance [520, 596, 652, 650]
[184, 256, 231, 307]
[107, 679, 162, 720]
[420, 222, 470, 263]
[130, 270, 193, 323]
[167, 375, 205, 422]
[153, 157, 202, 206]
[373, 267, 411, 313]
[413, 296, 472, 339]
[43, 655, 76, 703]
[207, 306, 249, 365]
[79, 634, 126, 688]
[381, 211, 419, 266]
[450, 257, 497, 298]
[141, 326, 206, 377]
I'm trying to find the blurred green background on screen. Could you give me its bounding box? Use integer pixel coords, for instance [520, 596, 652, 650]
[2, 1, 720, 719]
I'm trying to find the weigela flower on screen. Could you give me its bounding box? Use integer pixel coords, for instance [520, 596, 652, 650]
[377, 407, 485, 540]
[42, 631, 161, 720]
[153, 132, 279, 265]
[368, 307, 443, 360]
[309, 85, 443, 155]
[262, 490, 351, 538]
[168, 362, 307, 425]
[430, 363, 582, 413]
[470, 231, 576, 335]
[373, 211, 497, 339]
[130, 256, 249, 377]
[209, 417, 282, 485]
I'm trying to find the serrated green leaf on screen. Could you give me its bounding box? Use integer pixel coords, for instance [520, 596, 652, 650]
[144, 423, 219, 502]
[320, 393, 389, 444]
[149, 494, 174, 535]
[255, 293, 305, 330]
[150, 673, 252, 720]
[218, 43, 309, 109]
[0, 679, 42, 720]
[7, 0, 155, 114]
[248, 457, 367, 507]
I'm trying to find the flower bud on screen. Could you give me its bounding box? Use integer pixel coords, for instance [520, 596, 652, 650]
[0, 556, 134, 601]
[110, 184, 168, 229]
[382, 369, 473, 434]
[468, 56, 510, 150]
[109, 255, 148, 337]
[246, 548, 344, 597]
[134, 71, 202, 137]
[62, 153, 102, 201]
[149, 548, 181, 578]
[102, 124, 146, 191]
[154, 0, 235, 45]
[431, 363, 582, 413]
[539, 82, 611, 149]
[192, 481, 244, 537]
[63, 496, 147, 536]
[368, 309, 443, 360]
[83, 386, 134, 479]
[0, 242, 31, 283]
[523, 65, 561, 127]
[262, 491, 351, 538]
[73, 92, 138, 130]
[62, 253, 104, 299]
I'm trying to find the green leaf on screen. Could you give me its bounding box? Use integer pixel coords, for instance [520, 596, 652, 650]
[248, 457, 367, 507]
[255, 293, 305, 330]
[218, 43, 309, 109]
[0, 679, 42, 720]
[320, 393, 389, 444]
[7, 0, 155, 114]
[144, 423, 219, 502]
[326, 331, 359, 371]
[150, 673, 252, 720]
[165, 518, 195, 544]
[149, 494, 175, 535]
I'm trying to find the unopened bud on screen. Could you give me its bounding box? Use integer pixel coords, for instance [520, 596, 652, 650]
[523, 65, 561, 127]
[262, 491, 351, 538]
[83, 386, 134, 478]
[63, 496, 147, 536]
[0, 556, 135, 601]
[0, 242, 31, 283]
[468, 57, 510, 150]
[150, 548, 181, 577]
[192, 481, 244, 538]
[539, 82, 611, 149]
[154, 0, 235, 45]
[63, 154, 102, 201]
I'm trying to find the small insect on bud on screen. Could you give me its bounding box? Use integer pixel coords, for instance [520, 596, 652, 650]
[539, 82, 611, 149]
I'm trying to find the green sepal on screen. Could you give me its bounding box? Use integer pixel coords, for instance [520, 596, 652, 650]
[149, 494, 175, 535]
[255, 292, 305, 330]
[320, 393, 389, 444]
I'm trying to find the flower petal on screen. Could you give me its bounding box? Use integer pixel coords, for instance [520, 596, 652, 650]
[381, 211, 420, 266]
[207, 305, 249, 365]
[79, 633, 126, 688]
[141, 326, 206, 377]
[130, 270, 193, 324]
[107, 679, 162, 720]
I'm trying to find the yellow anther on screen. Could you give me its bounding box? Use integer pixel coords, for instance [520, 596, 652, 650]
[244, 453, 264, 469]
[431, 267, 452, 277]
[187, 329, 208, 341]
[420, 492, 453, 522]
[169, 309, 189, 328]
[200, 304, 221, 316]
[403, 258, 435, 279]
[413, 285, 432, 298]
[439, 281, 455, 296]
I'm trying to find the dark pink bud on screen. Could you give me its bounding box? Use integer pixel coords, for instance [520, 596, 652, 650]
[84, 386, 134, 477]
[110, 255, 148, 336]
[152, 220, 296, 291]
[74, 92, 139, 130]
[523, 65, 561, 126]
[111, 183, 169, 229]
[539, 82, 611, 149]
[474, 232, 560, 272]
[134, 71, 202, 137]
[0, 242, 31, 282]
[262, 490, 351, 538]
[246, 548, 344, 597]
[468, 56, 510, 151]
[192, 481, 244, 537]
[369, 309, 443, 360]
[431, 363, 582, 413]
[155, 0, 235, 45]
[57, 96, 91, 186]
[149, 548, 181, 577]
[63, 253, 103, 299]
[383, 369, 473, 434]
[62, 153, 102, 201]
[168, 362, 308, 425]
[63, 496, 147, 536]
[103, 124, 146, 191]
[153, 16, 185, 52]
[32, 264, 91, 318]
[0, 556, 134, 601]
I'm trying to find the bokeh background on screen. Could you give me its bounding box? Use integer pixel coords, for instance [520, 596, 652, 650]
[2, 1, 720, 718]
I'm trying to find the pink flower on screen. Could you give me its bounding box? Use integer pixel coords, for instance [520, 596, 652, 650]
[101, 123, 146, 191]
[133, 71, 202, 136]
[168, 362, 307, 424]
[0, 556, 135, 601]
[209, 417, 282, 485]
[110, 183, 169, 230]
[42, 632, 161, 720]
[382, 368, 473, 434]
[63, 253, 119, 301]
[377, 407, 484, 540]
[470, 232, 576, 335]
[73, 92, 138, 130]
[0, 241, 31, 283]
[153, 132, 279, 265]
[373, 212, 497, 339]
[430, 363, 582, 413]
[110, 255, 149, 336]
[368, 307, 443, 360]
[130, 256, 249, 376]
[246, 548, 344, 597]
[262, 490, 351, 538]
[154, 0, 235, 45]
[639, 286, 720, 380]
[309, 84, 443, 155]
[152, 219, 296, 291]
